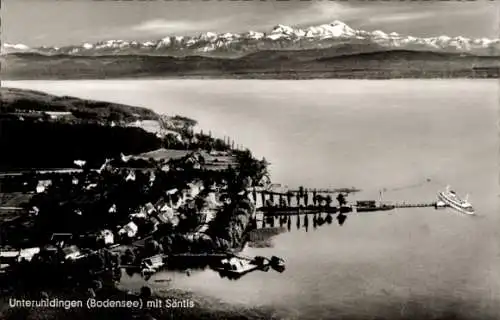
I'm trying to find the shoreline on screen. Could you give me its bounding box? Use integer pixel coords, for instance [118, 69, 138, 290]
[3, 75, 498, 81]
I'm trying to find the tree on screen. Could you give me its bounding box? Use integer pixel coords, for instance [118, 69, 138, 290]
[336, 193, 347, 207]
[326, 195, 332, 207]
[298, 186, 304, 198]
[163, 133, 181, 149]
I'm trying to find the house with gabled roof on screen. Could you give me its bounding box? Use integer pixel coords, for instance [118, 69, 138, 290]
[144, 202, 156, 216]
[118, 222, 138, 238]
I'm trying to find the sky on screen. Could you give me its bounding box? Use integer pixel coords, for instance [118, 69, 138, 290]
[2, 0, 499, 47]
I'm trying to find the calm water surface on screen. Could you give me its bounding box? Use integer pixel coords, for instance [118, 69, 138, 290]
[5, 80, 500, 319]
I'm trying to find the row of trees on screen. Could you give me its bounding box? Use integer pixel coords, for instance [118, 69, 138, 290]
[162, 131, 232, 152]
[260, 191, 347, 208]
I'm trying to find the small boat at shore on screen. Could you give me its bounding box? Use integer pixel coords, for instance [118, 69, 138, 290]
[269, 256, 285, 273]
[214, 255, 286, 277]
[214, 257, 260, 276]
[140, 254, 165, 275]
[437, 186, 475, 215]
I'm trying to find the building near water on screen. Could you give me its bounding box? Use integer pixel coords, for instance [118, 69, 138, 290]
[36, 180, 52, 193]
[118, 222, 138, 238]
[97, 230, 114, 246]
[43, 111, 74, 120]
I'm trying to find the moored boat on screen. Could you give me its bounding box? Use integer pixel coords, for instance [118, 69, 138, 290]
[140, 254, 165, 275]
[269, 256, 285, 273]
[214, 255, 286, 277]
[214, 257, 260, 276]
[437, 186, 475, 215]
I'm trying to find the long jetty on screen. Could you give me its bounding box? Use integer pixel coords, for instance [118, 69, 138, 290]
[248, 186, 443, 214]
[287, 188, 361, 194]
[392, 202, 438, 209]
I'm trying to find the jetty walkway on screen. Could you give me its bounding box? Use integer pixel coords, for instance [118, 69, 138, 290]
[257, 202, 443, 216]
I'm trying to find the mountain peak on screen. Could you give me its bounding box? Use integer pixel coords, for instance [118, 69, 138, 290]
[3, 43, 30, 50]
[4, 22, 499, 58]
[1, 43, 31, 55]
[271, 24, 298, 34]
[329, 20, 348, 27]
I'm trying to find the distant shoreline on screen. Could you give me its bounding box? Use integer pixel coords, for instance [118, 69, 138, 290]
[3, 75, 498, 81]
[4, 77, 497, 82]
[3, 49, 498, 80]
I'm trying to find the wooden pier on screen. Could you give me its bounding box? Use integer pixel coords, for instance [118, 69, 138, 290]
[257, 202, 444, 216]
[392, 202, 438, 209]
[258, 206, 351, 215]
[248, 186, 445, 216]
[286, 188, 361, 194]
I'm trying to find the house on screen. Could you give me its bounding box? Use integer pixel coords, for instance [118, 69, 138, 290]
[41, 245, 59, 254]
[0, 251, 20, 263]
[98, 230, 114, 245]
[36, 180, 52, 193]
[155, 212, 170, 224]
[125, 171, 136, 182]
[144, 203, 156, 215]
[118, 222, 138, 238]
[165, 188, 178, 203]
[44, 111, 73, 120]
[185, 156, 202, 170]
[158, 203, 174, 215]
[73, 160, 86, 167]
[206, 192, 221, 208]
[61, 245, 84, 260]
[129, 211, 147, 220]
[209, 150, 229, 157]
[187, 181, 203, 198]
[108, 204, 117, 214]
[18, 247, 40, 262]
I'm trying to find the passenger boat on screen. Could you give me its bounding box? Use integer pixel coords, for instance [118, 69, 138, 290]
[437, 186, 475, 215]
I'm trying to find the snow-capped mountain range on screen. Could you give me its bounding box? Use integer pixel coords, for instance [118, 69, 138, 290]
[2, 20, 500, 57]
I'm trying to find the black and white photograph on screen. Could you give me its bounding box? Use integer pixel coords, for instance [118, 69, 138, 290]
[0, 0, 499, 319]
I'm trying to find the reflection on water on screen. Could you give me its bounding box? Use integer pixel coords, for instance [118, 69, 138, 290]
[261, 213, 340, 234]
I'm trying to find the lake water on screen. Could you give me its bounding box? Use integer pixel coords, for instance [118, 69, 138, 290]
[5, 80, 500, 319]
